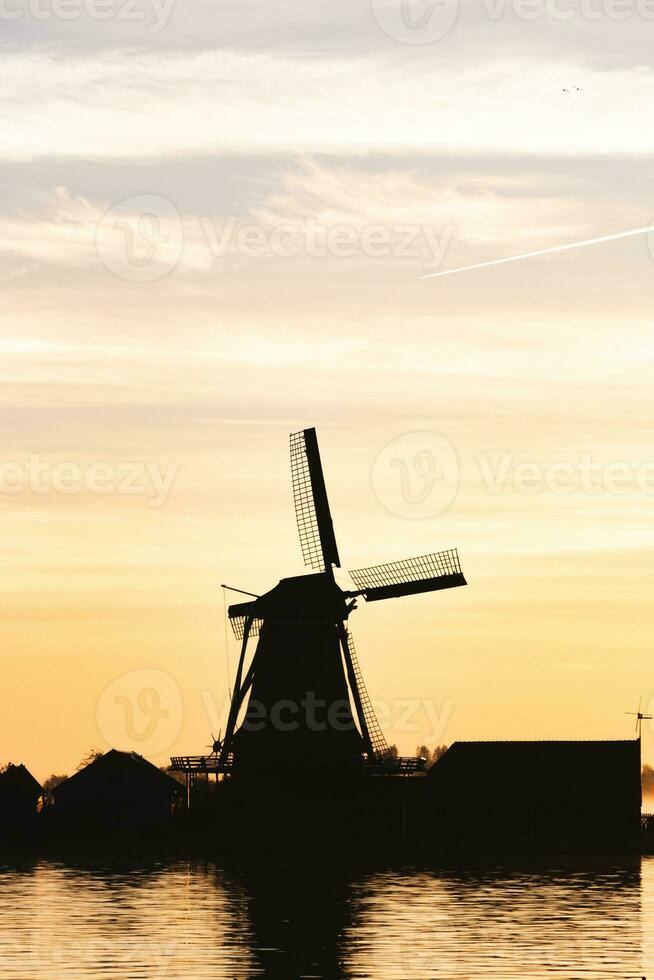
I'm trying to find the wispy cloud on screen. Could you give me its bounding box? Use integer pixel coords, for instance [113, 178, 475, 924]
[2, 51, 654, 161]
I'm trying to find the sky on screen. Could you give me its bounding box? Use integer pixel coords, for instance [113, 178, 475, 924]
[1, 0, 654, 780]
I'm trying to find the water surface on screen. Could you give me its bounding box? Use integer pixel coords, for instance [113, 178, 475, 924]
[1, 856, 652, 978]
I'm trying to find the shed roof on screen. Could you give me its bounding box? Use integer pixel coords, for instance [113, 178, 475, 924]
[0, 763, 43, 799]
[52, 750, 182, 799]
[428, 739, 639, 777]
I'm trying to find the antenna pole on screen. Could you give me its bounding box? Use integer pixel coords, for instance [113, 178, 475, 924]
[221, 584, 260, 598]
[221, 586, 232, 699]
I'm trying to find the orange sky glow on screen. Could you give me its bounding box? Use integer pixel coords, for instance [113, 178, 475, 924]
[2, 7, 653, 781]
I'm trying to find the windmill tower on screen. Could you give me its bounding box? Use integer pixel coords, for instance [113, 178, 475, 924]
[215, 427, 467, 773]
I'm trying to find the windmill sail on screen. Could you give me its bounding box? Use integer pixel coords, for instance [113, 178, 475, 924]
[228, 599, 263, 639]
[349, 549, 466, 602]
[340, 628, 391, 759]
[290, 428, 341, 572]
[173, 428, 466, 778]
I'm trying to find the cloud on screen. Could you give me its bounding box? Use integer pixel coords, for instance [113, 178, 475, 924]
[0, 185, 214, 276]
[2, 157, 651, 281]
[1, 49, 653, 161]
[248, 159, 625, 248]
[4, 0, 654, 69]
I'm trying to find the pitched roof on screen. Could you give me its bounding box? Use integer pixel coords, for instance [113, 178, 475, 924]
[0, 763, 43, 799]
[52, 750, 182, 798]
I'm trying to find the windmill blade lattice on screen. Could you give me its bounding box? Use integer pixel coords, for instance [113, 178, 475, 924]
[228, 600, 263, 640]
[349, 549, 466, 602]
[343, 629, 392, 760]
[290, 428, 340, 572]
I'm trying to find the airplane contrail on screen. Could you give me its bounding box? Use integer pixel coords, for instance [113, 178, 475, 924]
[421, 225, 652, 280]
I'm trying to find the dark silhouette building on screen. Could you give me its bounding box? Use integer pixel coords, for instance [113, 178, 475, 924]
[427, 739, 641, 846]
[51, 750, 182, 832]
[0, 763, 42, 835]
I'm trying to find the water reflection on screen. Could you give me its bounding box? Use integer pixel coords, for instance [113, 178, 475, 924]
[0, 857, 651, 978]
[232, 858, 356, 977]
[346, 862, 644, 979]
[0, 859, 257, 978]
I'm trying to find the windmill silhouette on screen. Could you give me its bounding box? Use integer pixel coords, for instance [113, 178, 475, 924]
[217, 427, 467, 772]
[626, 698, 652, 737]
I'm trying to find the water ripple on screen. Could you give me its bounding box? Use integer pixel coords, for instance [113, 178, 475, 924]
[0, 858, 651, 978]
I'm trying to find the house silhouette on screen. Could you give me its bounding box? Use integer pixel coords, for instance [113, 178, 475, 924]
[51, 749, 182, 831]
[0, 763, 42, 833]
[427, 739, 641, 845]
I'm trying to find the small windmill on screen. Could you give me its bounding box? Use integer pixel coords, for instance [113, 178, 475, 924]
[206, 732, 223, 757]
[626, 698, 652, 738]
[219, 427, 466, 770]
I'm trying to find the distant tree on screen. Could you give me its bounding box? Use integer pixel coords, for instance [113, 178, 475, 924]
[386, 744, 399, 759]
[42, 774, 68, 792]
[415, 743, 449, 769]
[0, 763, 9, 774]
[643, 765, 654, 792]
[161, 766, 186, 787]
[76, 749, 104, 771]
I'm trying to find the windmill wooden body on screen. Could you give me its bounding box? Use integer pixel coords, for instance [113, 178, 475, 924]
[216, 427, 466, 773]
